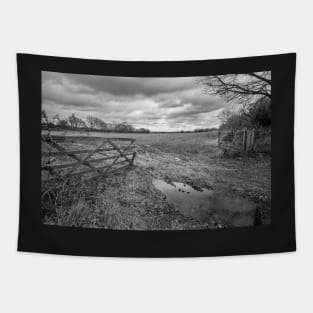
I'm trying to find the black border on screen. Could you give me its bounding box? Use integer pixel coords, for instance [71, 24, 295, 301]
[17, 53, 296, 257]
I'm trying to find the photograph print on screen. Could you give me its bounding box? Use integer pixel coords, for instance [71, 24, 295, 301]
[41, 71, 271, 230]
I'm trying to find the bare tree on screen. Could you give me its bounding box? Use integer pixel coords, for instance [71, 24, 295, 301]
[86, 116, 108, 130]
[199, 71, 271, 105]
[67, 114, 86, 129]
[52, 114, 60, 126]
[86, 116, 97, 129]
[41, 110, 49, 124]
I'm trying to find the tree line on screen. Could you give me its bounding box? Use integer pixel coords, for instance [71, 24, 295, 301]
[41, 111, 151, 133]
[41, 111, 219, 133]
[219, 97, 271, 130]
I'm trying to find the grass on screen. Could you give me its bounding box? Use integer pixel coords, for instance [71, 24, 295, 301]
[47, 130, 220, 156]
[42, 130, 271, 229]
[42, 174, 121, 228]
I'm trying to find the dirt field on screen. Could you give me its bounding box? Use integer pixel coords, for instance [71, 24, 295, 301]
[42, 131, 271, 230]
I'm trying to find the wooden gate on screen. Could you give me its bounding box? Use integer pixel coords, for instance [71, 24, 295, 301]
[41, 135, 136, 180]
[217, 128, 255, 152]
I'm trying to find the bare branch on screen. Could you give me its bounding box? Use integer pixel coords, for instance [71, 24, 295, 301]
[199, 71, 271, 106]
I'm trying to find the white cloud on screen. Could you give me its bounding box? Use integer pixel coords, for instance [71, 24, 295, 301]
[42, 71, 228, 131]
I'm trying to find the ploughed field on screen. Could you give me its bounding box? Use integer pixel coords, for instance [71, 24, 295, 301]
[42, 131, 271, 230]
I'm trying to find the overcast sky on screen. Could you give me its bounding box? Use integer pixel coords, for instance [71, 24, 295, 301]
[42, 71, 228, 132]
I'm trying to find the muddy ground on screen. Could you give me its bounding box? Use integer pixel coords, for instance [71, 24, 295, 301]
[43, 133, 271, 230]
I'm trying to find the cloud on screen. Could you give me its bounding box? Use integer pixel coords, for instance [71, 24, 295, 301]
[42, 71, 228, 131]
[43, 72, 196, 96]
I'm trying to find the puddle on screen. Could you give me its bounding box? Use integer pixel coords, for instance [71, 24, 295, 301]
[153, 179, 257, 227]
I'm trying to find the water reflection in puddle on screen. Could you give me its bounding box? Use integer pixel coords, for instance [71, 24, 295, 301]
[153, 179, 257, 227]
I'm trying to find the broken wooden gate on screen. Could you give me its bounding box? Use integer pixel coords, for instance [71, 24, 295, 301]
[217, 128, 255, 152]
[41, 135, 136, 180]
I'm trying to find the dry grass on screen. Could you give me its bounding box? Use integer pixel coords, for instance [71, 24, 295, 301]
[141, 132, 219, 156]
[42, 167, 202, 230]
[41, 130, 271, 229]
[42, 175, 120, 228]
[47, 130, 219, 156]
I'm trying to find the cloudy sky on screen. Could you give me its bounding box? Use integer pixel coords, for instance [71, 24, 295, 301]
[42, 71, 229, 132]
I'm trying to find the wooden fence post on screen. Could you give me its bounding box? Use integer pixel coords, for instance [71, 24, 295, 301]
[217, 128, 256, 153]
[250, 129, 255, 150]
[131, 152, 136, 165]
[242, 128, 247, 151]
